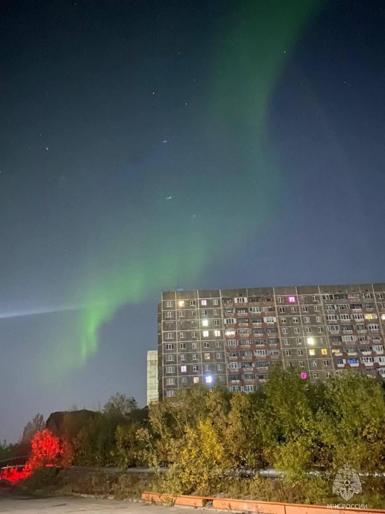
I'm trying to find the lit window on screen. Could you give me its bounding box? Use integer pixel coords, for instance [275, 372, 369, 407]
[178, 300, 185, 307]
[382, 314, 385, 321]
[288, 296, 296, 303]
[202, 319, 209, 327]
[201, 299, 207, 306]
[225, 329, 236, 336]
[202, 330, 209, 337]
[309, 349, 315, 356]
[365, 313, 377, 320]
[307, 337, 315, 346]
[205, 375, 213, 384]
[181, 365, 187, 373]
[321, 348, 328, 356]
[193, 376, 200, 384]
[204, 352, 210, 360]
[214, 330, 221, 337]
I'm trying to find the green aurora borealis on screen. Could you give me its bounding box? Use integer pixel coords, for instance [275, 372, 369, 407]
[41, 0, 321, 380]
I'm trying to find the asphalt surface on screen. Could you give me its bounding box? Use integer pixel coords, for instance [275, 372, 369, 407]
[0, 490, 203, 514]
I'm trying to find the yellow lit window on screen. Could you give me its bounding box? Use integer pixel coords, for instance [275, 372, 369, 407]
[321, 348, 328, 355]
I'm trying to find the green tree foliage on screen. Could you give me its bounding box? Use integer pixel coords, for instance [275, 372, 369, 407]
[103, 393, 137, 418]
[45, 374, 385, 505]
[71, 393, 146, 467]
[224, 391, 266, 470]
[164, 419, 229, 495]
[316, 372, 385, 472]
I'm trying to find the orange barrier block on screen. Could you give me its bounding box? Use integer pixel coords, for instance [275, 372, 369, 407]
[143, 492, 385, 514]
[175, 495, 208, 507]
[213, 498, 285, 513]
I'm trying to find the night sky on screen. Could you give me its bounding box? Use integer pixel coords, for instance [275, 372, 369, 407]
[1, 0, 384, 442]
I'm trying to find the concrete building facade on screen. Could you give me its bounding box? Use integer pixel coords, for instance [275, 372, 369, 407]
[146, 350, 159, 404]
[156, 283, 385, 399]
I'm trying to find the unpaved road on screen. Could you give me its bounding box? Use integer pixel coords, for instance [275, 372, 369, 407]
[0, 493, 202, 514]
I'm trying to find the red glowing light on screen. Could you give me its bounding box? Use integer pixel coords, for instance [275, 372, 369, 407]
[0, 465, 31, 484]
[0, 429, 72, 485]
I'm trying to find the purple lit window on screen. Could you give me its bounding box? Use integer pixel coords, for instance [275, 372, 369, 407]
[288, 296, 296, 303]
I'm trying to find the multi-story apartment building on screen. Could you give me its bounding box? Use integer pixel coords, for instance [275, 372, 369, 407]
[156, 283, 385, 400]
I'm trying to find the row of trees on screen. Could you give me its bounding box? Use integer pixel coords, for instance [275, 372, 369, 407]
[139, 369, 385, 501]
[5, 369, 385, 504]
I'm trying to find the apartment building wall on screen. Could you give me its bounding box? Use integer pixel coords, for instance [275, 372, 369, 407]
[157, 283, 385, 399]
[147, 350, 159, 405]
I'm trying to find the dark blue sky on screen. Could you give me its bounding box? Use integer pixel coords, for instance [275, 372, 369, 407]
[0, 0, 384, 441]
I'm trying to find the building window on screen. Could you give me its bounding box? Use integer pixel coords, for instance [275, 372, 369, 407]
[214, 329, 221, 337]
[179, 342, 186, 350]
[213, 299, 219, 306]
[193, 376, 200, 384]
[166, 390, 175, 397]
[181, 365, 187, 373]
[201, 299, 207, 306]
[165, 332, 174, 340]
[165, 366, 175, 374]
[179, 332, 185, 339]
[165, 343, 174, 350]
[192, 354, 198, 361]
[204, 352, 210, 360]
[216, 352, 222, 359]
[189, 300, 196, 307]
[166, 354, 175, 362]
[321, 348, 328, 355]
[309, 349, 315, 356]
[193, 365, 199, 372]
[202, 330, 209, 338]
[180, 354, 186, 362]
[166, 377, 175, 385]
[165, 311, 173, 319]
[202, 318, 209, 327]
[203, 341, 210, 349]
[165, 301, 173, 308]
